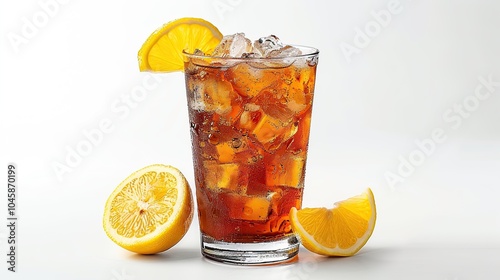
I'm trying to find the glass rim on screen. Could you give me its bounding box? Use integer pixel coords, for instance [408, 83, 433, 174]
[182, 45, 319, 61]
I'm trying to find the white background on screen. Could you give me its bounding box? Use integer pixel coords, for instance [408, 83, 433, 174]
[1, 0, 500, 279]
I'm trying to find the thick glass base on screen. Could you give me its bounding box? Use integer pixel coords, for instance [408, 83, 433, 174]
[200, 233, 300, 265]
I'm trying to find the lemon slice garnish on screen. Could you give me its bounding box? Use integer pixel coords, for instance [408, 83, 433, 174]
[138, 17, 222, 72]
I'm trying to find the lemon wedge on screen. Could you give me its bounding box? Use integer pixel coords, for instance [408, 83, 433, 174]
[290, 188, 376, 256]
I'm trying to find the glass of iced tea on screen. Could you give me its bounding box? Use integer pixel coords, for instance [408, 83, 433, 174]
[183, 34, 319, 264]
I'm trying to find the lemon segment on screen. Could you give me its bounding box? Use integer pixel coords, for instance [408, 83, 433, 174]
[289, 188, 376, 256]
[103, 164, 194, 254]
[138, 17, 223, 72]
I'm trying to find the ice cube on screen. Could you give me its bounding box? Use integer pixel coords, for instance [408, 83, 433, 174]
[266, 155, 305, 188]
[253, 35, 283, 57]
[189, 84, 206, 111]
[224, 193, 271, 221]
[267, 45, 302, 58]
[238, 101, 299, 151]
[239, 104, 261, 131]
[216, 141, 236, 163]
[283, 66, 315, 115]
[253, 35, 303, 58]
[252, 35, 303, 70]
[286, 109, 312, 155]
[251, 111, 299, 152]
[224, 62, 279, 97]
[215, 137, 248, 163]
[212, 33, 253, 58]
[189, 75, 242, 119]
[254, 88, 295, 123]
[203, 161, 248, 192]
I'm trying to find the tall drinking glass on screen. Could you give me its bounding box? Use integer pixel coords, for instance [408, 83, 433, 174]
[183, 46, 319, 265]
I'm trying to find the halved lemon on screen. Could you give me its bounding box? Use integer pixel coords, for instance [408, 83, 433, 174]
[290, 188, 376, 256]
[103, 164, 194, 254]
[138, 17, 223, 72]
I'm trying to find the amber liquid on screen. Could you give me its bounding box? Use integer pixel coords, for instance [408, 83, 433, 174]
[185, 57, 317, 243]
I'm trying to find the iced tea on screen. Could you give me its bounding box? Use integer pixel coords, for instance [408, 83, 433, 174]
[184, 38, 318, 264]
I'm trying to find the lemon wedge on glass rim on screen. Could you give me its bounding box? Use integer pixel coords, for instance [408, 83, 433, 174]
[138, 17, 223, 72]
[103, 164, 194, 254]
[290, 188, 377, 256]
